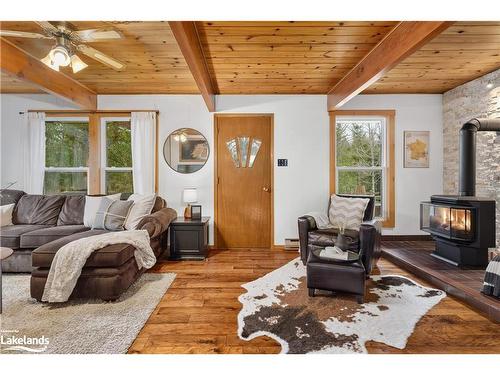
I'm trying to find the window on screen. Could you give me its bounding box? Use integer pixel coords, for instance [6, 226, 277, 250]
[330, 111, 395, 227]
[44, 118, 89, 194]
[42, 112, 155, 195]
[100, 117, 133, 194]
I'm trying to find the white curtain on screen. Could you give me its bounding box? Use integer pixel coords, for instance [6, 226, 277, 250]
[24, 112, 46, 194]
[131, 112, 156, 194]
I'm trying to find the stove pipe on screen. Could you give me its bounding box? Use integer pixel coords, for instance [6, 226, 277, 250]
[459, 117, 500, 196]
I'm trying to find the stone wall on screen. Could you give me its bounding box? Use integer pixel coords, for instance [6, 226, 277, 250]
[443, 69, 500, 250]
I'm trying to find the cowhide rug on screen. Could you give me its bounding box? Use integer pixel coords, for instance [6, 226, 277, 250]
[238, 258, 446, 354]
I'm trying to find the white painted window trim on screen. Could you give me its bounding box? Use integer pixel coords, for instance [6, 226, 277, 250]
[100, 117, 132, 194]
[334, 116, 388, 220]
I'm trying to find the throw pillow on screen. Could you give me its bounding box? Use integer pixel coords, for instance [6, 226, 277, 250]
[92, 197, 134, 231]
[124, 193, 157, 230]
[328, 194, 370, 231]
[83, 193, 121, 228]
[0, 203, 15, 226]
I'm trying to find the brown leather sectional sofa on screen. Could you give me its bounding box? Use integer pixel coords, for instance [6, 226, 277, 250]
[0, 189, 176, 301]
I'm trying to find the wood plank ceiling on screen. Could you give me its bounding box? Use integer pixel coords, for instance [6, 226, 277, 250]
[195, 21, 399, 94]
[0, 21, 199, 94]
[1, 21, 500, 95]
[365, 22, 500, 93]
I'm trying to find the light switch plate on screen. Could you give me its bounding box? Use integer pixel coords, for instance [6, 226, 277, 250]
[277, 159, 288, 167]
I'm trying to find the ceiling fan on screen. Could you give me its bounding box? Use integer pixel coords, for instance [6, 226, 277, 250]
[0, 21, 126, 73]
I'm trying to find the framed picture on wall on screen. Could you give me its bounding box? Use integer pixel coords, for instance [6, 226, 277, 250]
[404, 131, 430, 168]
[179, 135, 210, 163]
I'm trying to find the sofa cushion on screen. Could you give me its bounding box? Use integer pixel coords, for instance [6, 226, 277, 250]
[13, 194, 66, 225]
[1, 204, 15, 226]
[20, 225, 90, 249]
[83, 194, 121, 228]
[0, 189, 25, 206]
[92, 198, 133, 231]
[31, 257, 141, 301]
[32, 229, 137, 268]
[57, 195, 85, 225]
[124, 194, 157, 230]
[0, 224, 53, 249]
[151, 196, 166, 213]
[308, 228, 359, 251]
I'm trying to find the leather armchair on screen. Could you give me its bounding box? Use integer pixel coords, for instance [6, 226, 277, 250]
[298, 194, 382, 275]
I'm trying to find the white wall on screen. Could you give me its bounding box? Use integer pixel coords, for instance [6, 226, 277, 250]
[342, 94, 444, 235]
[99, 95, 330, 245]
[98, 95, 216, 241]
[1, 93, 443, 244]
[0, 94, 77, 191]
[216, 95, 330, 245]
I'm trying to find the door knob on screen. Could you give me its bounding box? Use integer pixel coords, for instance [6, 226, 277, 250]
[262, 187, 270, 192]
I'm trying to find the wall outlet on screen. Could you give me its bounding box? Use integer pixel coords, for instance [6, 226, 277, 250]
[277, 159, 288, 167]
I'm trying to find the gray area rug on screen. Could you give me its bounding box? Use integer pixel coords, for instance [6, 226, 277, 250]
[0, 273, 175, 354]
[238, 258, 446, 354]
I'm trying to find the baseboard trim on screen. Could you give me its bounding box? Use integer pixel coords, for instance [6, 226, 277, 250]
[209, 237, 432, 249]
[381, 235, 433, 241]
[208, 245, 292, 251]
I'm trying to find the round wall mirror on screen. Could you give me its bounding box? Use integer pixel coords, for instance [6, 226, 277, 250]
[163, 128, 210, 174]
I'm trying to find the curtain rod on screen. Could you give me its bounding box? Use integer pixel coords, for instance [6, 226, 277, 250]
[24, 109, 160, 114]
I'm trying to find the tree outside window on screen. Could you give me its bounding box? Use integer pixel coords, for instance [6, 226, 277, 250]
[101, 119, 133, 194]
[335, 118, 386, 218]
[44, 120, 89, 194]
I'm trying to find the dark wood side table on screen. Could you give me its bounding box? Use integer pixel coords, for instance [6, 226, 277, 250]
[169, 217, 210, 260]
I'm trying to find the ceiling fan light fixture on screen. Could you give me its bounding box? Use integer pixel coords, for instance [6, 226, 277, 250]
[70, 54, 88, 73]
[49, 45, 71, 67]
[41, 53, 59, 71]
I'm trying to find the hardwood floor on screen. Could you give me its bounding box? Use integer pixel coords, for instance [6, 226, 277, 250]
[128, 247, 500, 354]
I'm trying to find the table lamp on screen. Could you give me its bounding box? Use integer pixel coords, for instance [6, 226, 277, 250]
[183, 188, 197, 219]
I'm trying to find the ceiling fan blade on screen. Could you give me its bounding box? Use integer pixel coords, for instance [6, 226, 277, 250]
[72, 28, 123, 42]
[0, 30, 51, 39]
[34, 21, 59, 34]
[77, 45, 126, 71]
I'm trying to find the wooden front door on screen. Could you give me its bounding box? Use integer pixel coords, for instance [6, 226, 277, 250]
[215, 114, 273, 248]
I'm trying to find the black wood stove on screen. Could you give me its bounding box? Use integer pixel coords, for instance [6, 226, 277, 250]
[420, 118, 499, 267]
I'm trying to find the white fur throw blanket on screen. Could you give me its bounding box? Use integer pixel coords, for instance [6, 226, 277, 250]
[42, 230, 156, 303]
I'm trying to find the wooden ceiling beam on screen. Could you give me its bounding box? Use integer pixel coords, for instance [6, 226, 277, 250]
[169, 21, 217, 112]
[0, 37, 97, 110]
[327, 21, 453, 110]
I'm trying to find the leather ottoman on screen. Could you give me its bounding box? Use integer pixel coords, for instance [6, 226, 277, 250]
[306, 250, 366, 303]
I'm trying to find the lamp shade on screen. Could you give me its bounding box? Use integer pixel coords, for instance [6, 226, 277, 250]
[183, 188, 198, 203]
[71, 54, 88, 73]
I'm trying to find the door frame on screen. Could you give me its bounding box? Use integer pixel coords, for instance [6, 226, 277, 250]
[213, 113, 274, 249]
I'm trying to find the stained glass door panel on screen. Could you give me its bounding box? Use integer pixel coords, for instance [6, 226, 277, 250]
[225, 137, 262, 168]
